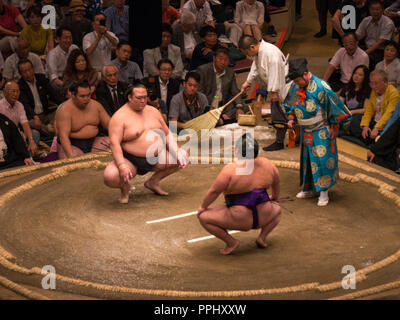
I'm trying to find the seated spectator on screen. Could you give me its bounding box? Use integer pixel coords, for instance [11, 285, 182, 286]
[340, 65, 371, 137]
[162, 0, 181, 25]
[83, 0, 102, 20]
[181, 0, 215, 32]
[144, 58, 181, 116]
[169, 71, 209, 129]
[0, 113, 34, 170]
[332, 0, 370, 40]
[374, 41, 400, 91]
[234, 0, 264, 41]
[83, 12, 119, 72]
[384, 0, 400, 28]
[323, 32, 369, 92]
[20, 5, 53, 58]
[47, 27, 79, 91]
[41, 0, 64, 29]
[17, 59, 62, 137]
[55, 80, 110, 159]
[59, 0, 93, 47]
[95, 64, 129, 117]
[171, 10, 201, 71]
[3, 38, 45, 82]
[360, 69, 399, 144]
[197, 47, 246, 125]
[143, 23, 184, 79]
[111, 41, 143, 84]
[190, 25, 234, 70]
[356, 0, 395, 70]
[62, 49, 99, 95]
[367, 116, 400, 173]
[0, 53, 4, 89]
[104, 0, 129, 42]
[0, 81, 38, 155]
[0, 0, 27, 54]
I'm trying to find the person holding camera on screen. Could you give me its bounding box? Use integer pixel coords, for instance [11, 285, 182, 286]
[83, 12, 119, 72]
[144, 58, 181, 118]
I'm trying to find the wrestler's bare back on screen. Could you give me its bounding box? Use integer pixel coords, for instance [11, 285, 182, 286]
[57, 99, 102, 139]
[222, 157, 279, 195]
[111, 104, 166, 158]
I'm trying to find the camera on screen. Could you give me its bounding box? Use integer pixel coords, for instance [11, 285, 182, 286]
[99, 19, 106, 26]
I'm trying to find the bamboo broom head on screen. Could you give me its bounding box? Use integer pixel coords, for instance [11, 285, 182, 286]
[181, 90, 244, 133]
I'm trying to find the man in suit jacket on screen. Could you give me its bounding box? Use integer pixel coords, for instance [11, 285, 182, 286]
[143, 58, 181, 117]
[17, 59, 63, 136]
[171, 10, 201, 71]
[143, 24, 184, 79]
[0, 113, 34, 170]
[196, 47, 246, 125]
[95, 64, 129, 117]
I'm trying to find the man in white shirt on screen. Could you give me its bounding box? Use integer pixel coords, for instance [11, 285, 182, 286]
[356, 0, 395, 69]
[3, 38, 45, 82]
[172, 10, 201, 71]
[83, 12, 119, 72]
[240, 34, 290, 151]
[181, 0, 215, 31]
[47, 27, 79, 90]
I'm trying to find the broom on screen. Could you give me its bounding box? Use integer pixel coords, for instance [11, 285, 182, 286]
[182, 90, 244, 133]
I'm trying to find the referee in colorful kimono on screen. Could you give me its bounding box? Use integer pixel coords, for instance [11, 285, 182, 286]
[284, 58, 352, 206]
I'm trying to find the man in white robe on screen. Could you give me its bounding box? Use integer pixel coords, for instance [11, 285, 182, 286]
[239, 35, 290, 151]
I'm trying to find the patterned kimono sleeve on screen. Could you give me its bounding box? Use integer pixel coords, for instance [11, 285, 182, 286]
[283, 83, 298, 120]
[320, 80, 352, 125]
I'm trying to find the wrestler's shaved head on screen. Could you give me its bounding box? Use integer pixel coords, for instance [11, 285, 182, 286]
[235, 133, 259, 159]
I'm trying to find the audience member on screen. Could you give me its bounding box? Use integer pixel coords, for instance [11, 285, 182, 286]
[3, 38, 45, 82]
[314, 0, 341, 38]
[62, 49, 99, 94]
[367, 116, 400, 173]
[111, 41, 143, 84]
[169, 71, 209, 129]
[340, 65, 371, 137]
[20, 5, 54, 57]
[384, 0, 400, 27]
[143, 23, 184, 79]
[171, 10, 201, 71]
[162, 0, 181, 25]
[55, 80, 110, 159]
[356, 0, 395, 70]
[17, 59, 61, 137]
[95, 64, 129, 116]
[47, 27, 79, 91]
[0, 81, 38, 154]
[83, 12, 119, 72]
[59, 0, 93, 47]
[145, 58, 181, 115]
[104, 0, 129, 42]
[197, 47, 246, 125]
[83, 0, 102, 20]
[0, 0, 27, 54]
[332, 0, 370, 39]
[0, 113, 34, 169]
[190, 25, 234, 70]
[234, 0, 265, 41]
[374, 41, 400, 91]
[323, 32, 369, 91]
[181, 0, 215, 31]
[360, 69, 399, 144]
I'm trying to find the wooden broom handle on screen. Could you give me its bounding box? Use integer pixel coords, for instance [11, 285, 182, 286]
[220, 90, 244, 111]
